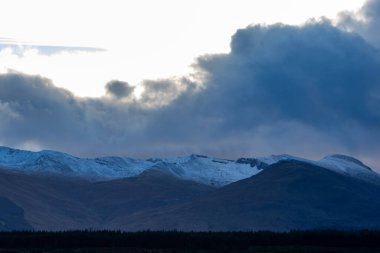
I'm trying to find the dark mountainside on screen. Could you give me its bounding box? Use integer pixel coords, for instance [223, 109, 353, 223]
[0, 197, 32, 231]
[124, 160, 380, 231]
[0, 168, 213, 231]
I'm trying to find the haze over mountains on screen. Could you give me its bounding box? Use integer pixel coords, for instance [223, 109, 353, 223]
[0, 146, 379, 231]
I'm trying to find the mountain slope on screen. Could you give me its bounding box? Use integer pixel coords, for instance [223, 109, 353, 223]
[0, 197, 32, 231]
[0, 168, 214, 231]
[120, 160, 380, 231]
[317, 154, 380, 184]
[0, 169, 99, 230]
[1, 146, 380, 231]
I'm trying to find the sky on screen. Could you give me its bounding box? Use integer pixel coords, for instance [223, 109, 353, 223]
[0, 0, 379, 170]
[0, 0, 366, 96]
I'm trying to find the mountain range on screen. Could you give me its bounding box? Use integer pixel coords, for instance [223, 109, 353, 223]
[0, 146, 379, 231]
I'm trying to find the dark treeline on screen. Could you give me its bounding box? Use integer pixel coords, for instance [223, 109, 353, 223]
[0, 230, 380, 250]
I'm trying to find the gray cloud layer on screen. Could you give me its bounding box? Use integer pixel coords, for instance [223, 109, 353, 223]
[338, 0, 380, 48]
[0, 2, 380, 169]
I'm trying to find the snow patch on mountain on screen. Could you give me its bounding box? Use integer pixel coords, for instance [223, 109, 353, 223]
[152, 154, 260, 186]
[252, 153, 380, 185]
[0, 146, 154, 180]
[316, 154, 380, 184]
[255, 154, 303, 166]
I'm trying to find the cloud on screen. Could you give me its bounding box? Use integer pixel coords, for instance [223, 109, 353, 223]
[142, 20, 380, 163]
[0, 73, 87, 148]
[0, 8, 379, 169]
[139, 77, 197, 107]
[337, 0, 380, 48]
[193, 20, 380, 129]
[0, 40, 105, 56]
[105, 80, 134, 99]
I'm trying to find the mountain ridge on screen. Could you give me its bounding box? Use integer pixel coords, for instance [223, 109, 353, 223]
[0, 146, 378, 187]
[0, 146, 379, 231]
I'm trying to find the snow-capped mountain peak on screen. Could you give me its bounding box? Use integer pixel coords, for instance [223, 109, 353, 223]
[151, 154, 260, 186]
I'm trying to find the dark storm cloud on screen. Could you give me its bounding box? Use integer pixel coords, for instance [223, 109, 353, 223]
[338, 0, 380, 48]
[0, 73, 85, 147]
[143, 20, 380, 162]
[192, 21, 380, 129]
[105, 80, 134, 99]
[0, 10, 380, 168]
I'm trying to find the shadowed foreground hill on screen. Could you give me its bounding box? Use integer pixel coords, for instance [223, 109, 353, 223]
[121, 161, 380, 231]
[0, 168, 213, 231]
